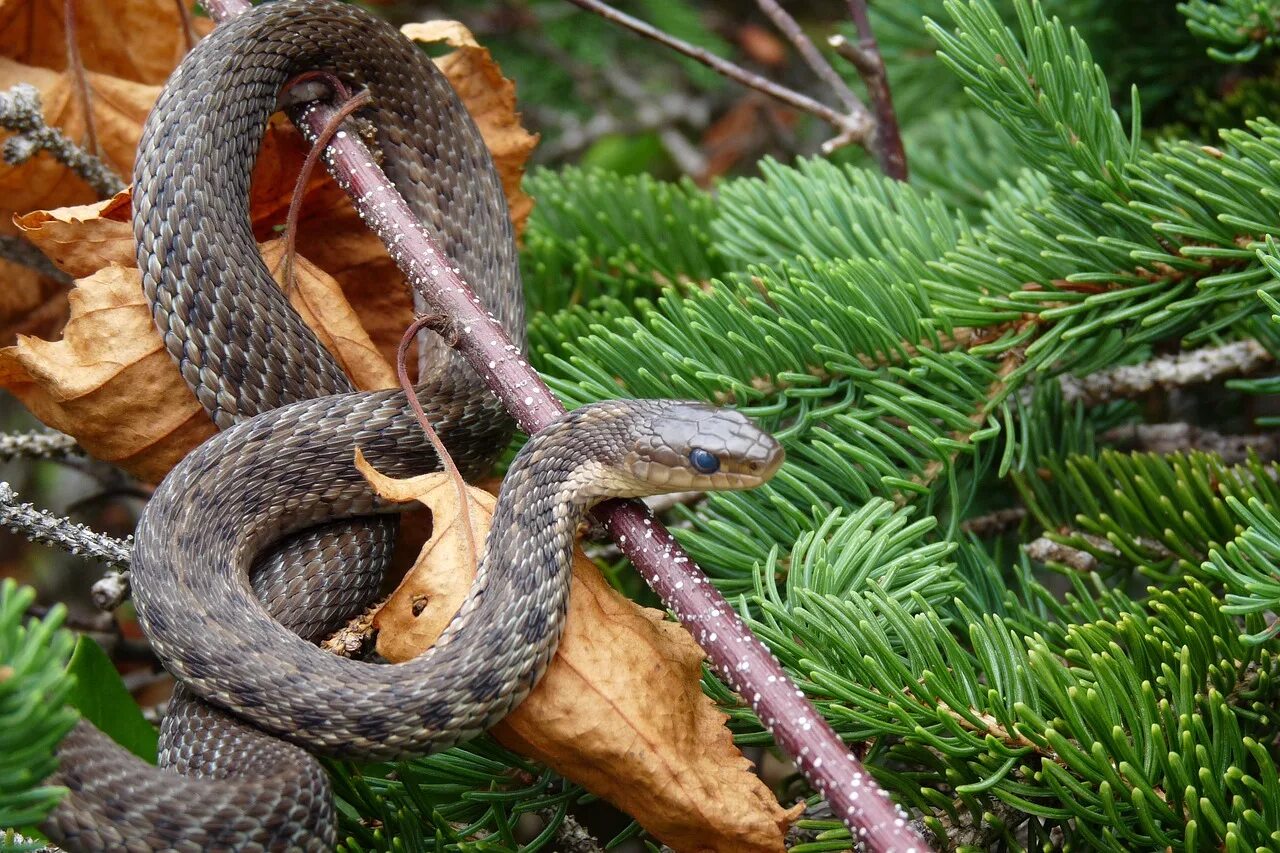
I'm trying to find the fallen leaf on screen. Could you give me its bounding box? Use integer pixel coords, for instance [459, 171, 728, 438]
[360, 460, 798, 853]
[0, 240, 397, 482]
[0, 264, 215, 481]
[403, 19, 538, 236]
[0, 58, 152, 230]
[0, 0, 210, 85]
[14, 190, 133, 276]
[0, 263, 67, 344]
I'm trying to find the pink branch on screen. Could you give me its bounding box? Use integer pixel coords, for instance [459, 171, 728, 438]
[197, 1, 928, 848]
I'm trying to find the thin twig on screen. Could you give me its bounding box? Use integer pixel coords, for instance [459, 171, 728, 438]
[280, 81, 370, 295]
[834, 0, 907, 179]
[0, 430, 79, 462]
[0, 84, 124, 197]
[562, 0, 872, 154]
[199, 1, 928, 847]
[960, 507, 1027, 537]
[173, 0, 199, 52]
[0, 482, 132, 611]
[540, 811, 603, 853]
[0, 483, 131, 568]
[1101, 422, 1280, 463]
[396, 314, 479, 575]
[755, 0, 862, 114]
[1052, 339, 1273, 406]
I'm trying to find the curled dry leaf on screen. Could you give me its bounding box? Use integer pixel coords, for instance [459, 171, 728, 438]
[359, 460, 799, 853]
[0, 0, 212, 86]
[402, 20, 538, 236]
[14, 191, 133, 276]
[2, 11, 538, 473]
[0, 239, 396, 482]
[0, 264, 215, 481]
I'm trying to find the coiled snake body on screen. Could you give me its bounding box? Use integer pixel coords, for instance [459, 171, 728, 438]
[41, 1, 782, 849]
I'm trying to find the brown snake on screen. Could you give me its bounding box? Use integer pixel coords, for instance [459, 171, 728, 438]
[39, 1, 783, 849]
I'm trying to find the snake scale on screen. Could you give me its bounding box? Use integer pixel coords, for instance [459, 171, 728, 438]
[38, 1, 782, 850]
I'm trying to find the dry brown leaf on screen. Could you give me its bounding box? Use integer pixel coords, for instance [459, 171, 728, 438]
[403, 19, 538, 236]
[258, 240, 398, 391]
[0, 58, 154, 230]
[0, 240, 397, 481]
[0, 264, 215, 481]
[14, 190, 132, 276]
[0, 263, 67, 344]
[0, 0, 210, 85]
[361, 462, 798, 853]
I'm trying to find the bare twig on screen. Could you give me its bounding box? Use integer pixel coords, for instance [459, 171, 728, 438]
[320, 596, 385, 659]
[1025, 535, 1109, 573]
[173, 0, 199, 52]
[198, 1, 929, 847]
[1026, 530, 1176, 572]
[396, 314, 479, 573]
[0, 482, 132, 610]
[834, 0, 907, 179]
[0, 482, 131, 568]
[0, 84, 124, 197]
[1053, 340, 1273, 406]
[0, 235, 73, 283]
[756, 0, 862, 114]
[279, 82, 370, 294]
[960, 507, 1027, 537]
[0, 430, 79, 462]
[562, 0, 872, 154]
[1101, 422, 1280, 463]
[541, 811, 603, 853]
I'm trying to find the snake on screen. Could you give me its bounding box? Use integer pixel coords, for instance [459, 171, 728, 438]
[37, 1, 783, 850]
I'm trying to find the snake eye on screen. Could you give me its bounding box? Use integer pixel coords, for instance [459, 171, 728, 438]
[688, 448, 720, 474]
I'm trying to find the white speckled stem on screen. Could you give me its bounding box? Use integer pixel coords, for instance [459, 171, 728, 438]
[201, 1, 929, 848]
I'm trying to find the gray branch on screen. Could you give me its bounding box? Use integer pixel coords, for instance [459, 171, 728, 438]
[1055, 340, 1273, 406]
[0, 83, 125, 198]
[1101, 422, 1280, 463]
[0, 482, 132, 609]
[0, 430, 80, 462]
[0, 234, 72, 283]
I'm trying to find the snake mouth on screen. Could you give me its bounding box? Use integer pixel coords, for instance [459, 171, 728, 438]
[718, 442, 785, 489]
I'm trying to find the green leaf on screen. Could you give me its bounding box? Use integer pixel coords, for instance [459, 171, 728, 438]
[64, 636, 157, 764]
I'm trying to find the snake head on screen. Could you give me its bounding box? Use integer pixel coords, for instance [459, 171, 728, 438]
[621, 400, 784, 494]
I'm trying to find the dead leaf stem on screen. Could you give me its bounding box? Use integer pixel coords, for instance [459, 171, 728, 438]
[280, 83, 370, 297]
[396, 314, 478, 575]
[63, 0, 100, 159]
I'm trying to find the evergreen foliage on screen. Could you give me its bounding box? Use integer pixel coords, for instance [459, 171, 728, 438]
[0, 581, 76, 850]
[507, 0, 1280, 848]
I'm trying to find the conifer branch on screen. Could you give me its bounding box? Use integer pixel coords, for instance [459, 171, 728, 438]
[0, 84, 123, 198]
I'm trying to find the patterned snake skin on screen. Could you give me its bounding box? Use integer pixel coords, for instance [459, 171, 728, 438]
[40, 1, 783, 849]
